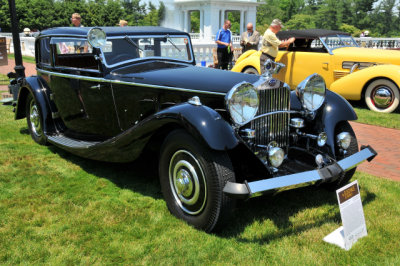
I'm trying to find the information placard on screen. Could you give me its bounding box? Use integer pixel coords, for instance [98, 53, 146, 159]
[323, 180, 367, 250]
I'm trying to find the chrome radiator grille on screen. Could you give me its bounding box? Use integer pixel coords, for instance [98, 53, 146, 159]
[251, 83, 290, 149]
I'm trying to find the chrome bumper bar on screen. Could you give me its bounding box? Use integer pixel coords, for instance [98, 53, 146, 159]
[223, 146, 377, 199]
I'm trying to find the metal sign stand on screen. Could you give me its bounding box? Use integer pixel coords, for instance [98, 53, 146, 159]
[323, 180, 368, 250]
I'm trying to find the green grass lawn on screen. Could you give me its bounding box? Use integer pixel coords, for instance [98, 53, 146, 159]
[0, 73, 9, 85]
[1, 101, 399, 264]
[0, 103, 400, 265]
[7, 53, 36, 64]
[353, 106, 400, 129]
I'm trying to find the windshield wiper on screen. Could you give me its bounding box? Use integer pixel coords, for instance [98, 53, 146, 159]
[165, 35, 181, 52]
[124, 36, 143, 51]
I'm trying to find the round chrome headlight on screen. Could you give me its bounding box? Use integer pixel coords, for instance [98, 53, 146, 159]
[337, 132, 351, 150]
[87, 27, 106, 48]
[226, 82, 259, 125]
[296, 73, 326, 112]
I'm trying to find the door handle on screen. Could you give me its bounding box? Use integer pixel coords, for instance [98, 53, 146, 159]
[90, 84, 101, 90]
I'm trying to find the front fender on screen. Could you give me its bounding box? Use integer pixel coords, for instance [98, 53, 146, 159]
[231, 50, 261, 74]
[330, 64, 400, 100]
[15, 76, 53, 134]
[291, 90, 357, 157]
[155, 103, 239, 151]
[320, 90, 357, 156]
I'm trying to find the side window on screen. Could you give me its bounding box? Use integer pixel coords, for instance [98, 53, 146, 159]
[39, 38, 51, 65]
[51, 38, 98, 70]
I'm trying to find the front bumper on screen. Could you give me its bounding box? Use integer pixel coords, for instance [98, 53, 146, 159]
[223, 146, 377, 199]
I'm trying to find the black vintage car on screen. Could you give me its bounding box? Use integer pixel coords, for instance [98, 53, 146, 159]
[11, 26, 376, 232]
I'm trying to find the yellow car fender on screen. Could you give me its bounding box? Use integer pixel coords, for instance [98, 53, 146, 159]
[330, 64, 400, 101]
[231, 50, 262, 74]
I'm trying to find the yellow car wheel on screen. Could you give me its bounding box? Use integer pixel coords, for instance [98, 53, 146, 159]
[243, 67, 259, 75]
[365, 79, 400, 113]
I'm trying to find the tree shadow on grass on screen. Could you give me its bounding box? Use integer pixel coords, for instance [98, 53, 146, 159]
[217, 185, 376, 244]
[48, 145, 376, 242]
[47, 145, 163, 200]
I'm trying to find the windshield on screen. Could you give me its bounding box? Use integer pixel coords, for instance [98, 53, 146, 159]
[102, 35, 193, 66]
[320, 35, 359, 50]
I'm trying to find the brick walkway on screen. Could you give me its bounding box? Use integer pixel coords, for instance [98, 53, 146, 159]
[0, 59, 36, 95]
[350, 122, 400, 181]
[1, 60, 399, 181]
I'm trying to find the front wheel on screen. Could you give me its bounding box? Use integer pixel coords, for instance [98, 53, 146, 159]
[159, 129, 236, 232]
[323, 121, 358, 190]
[26, 93, 47, 145]
[365, 79, 400, 113]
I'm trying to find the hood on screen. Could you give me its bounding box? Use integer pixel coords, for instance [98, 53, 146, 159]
[333, 47, 400, 64]
[109, 60, 260, 94]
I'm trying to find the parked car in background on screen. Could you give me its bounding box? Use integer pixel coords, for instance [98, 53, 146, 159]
[232, 29, 400, 113]
[9, 26, 376, 232]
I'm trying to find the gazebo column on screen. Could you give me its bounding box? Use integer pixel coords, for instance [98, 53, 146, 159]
[240, 10, 244, 34]
[184, 10, 189, 32]
[220, 9, 225, 28]
[200, 9, 204, 38]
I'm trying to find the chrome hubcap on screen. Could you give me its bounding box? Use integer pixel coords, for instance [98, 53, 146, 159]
[372, 86, 394, 108]
[29, 101, 42, 137]
[169, 150, 206, 215]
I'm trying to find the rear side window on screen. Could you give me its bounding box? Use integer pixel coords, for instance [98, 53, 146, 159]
[51, 38, 98, 70]
[39, 38, 51, 65]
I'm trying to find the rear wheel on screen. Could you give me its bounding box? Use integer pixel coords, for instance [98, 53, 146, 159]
[159, 129, 236, 232]
[323, 121, 358, 190]
[26, 93, 47, 145]
[365, 79, 399, 113]
[243, 67, 259, 75]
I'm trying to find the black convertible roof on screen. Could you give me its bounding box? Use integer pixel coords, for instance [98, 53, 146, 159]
[40, 26, 187, 38]
[277, 29, 350, 40]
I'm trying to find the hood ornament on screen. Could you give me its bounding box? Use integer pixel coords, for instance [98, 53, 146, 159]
[262, 59, 285, 79]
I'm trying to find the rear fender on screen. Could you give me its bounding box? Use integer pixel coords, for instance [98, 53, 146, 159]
[330, 64, 400, 100]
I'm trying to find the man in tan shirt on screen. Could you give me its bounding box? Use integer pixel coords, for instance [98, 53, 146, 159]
[260, 19, 295, 73]
[240, 23, 260, 53]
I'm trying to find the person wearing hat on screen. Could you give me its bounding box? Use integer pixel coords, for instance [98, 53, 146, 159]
[260, 19, 295, 73]
[119, 20, 128, 27]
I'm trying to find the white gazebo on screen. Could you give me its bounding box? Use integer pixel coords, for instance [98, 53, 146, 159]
[143, 0, 260, 41]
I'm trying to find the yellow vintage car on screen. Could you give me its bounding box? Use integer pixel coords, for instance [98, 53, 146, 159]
[232, 29, 400, 113]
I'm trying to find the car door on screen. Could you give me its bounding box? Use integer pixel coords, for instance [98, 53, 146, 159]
[50, 37, 121, 138]
[276, 47, 333, 90]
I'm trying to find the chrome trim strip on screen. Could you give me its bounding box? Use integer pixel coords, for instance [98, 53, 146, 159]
[101, 34, 195, 68]
[251, 110, 299, 123]
[247, 147, 376, 196]
[37, 69, 226, 96]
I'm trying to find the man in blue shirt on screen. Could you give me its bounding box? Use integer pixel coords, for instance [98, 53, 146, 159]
[215, 20, 232, 70]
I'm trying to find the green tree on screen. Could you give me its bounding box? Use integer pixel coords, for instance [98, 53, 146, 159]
[285, 14, 315, 29]
[339, 23, 362, 36]
[190, 10, 200, 33]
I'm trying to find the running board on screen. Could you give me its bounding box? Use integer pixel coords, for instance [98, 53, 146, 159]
[47, 134, 100, 149]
